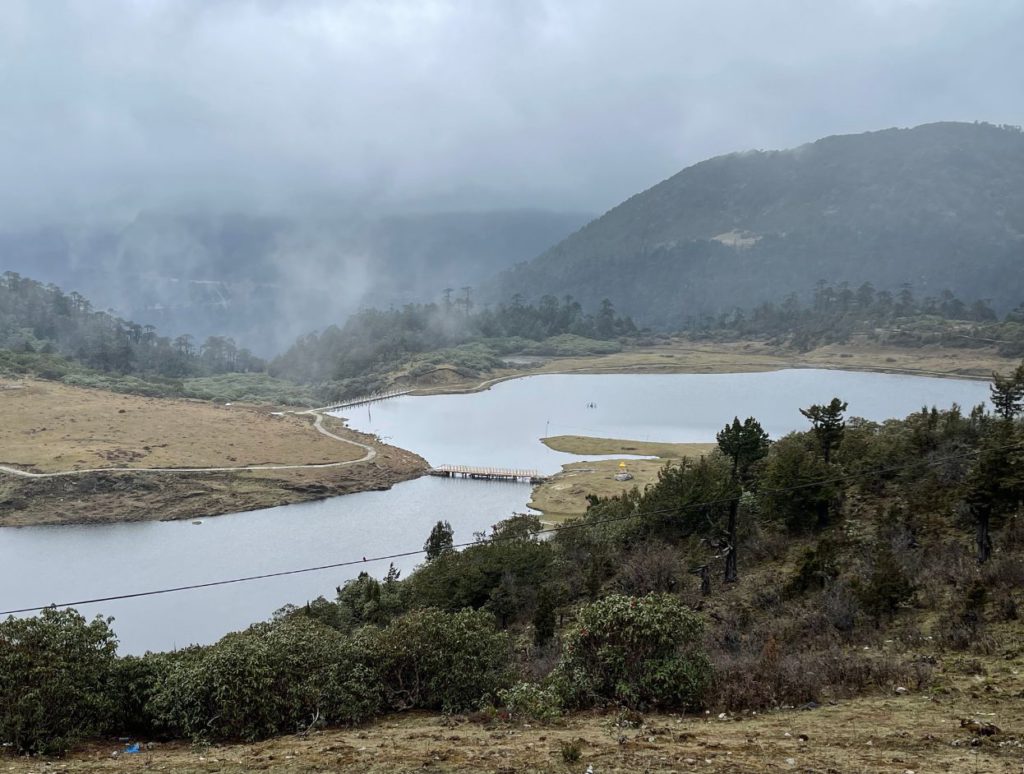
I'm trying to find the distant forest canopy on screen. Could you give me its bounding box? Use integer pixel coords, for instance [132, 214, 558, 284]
[496, 122, 1024, 328]
[4, 270, 1023, 405]
[0, 273, 635, 402]
[0, 271, 264, 378]
[0, 208, 589, 355]
[688, 281, 1024, 357]
[269, 293, 637, 385]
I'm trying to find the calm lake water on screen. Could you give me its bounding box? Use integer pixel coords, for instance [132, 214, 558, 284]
[341, 369, 991, 474]
[1, 369, 989, 654]
[0, 477, 529, 654]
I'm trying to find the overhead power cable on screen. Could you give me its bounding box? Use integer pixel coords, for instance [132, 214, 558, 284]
[1, 438, 1019, 616]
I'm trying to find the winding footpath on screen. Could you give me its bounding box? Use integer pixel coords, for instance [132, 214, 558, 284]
[0, 411, 376, 480]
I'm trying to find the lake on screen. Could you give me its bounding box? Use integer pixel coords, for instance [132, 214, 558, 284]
[340, 369, 991, 473]
[0, 369, 990, 653]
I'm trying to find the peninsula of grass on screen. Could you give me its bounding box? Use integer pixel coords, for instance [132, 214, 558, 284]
[530, 435, 716, 520]
[541, 434, 716, 459]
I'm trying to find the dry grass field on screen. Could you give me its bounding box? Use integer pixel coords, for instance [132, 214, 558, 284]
[529, 436, 715, 519]
[0, 379, 426, 526]
[527, 336, 1014, 381]
[0, 380, 362, 473]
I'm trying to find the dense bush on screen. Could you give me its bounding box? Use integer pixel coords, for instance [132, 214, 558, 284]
[0, 609, 118, 755]
[498, 681, 563, 722]
[553, 594, 712, 711]
[364, 608, 513, 712]
[181, 373, 316, 405]
[404, 515, 553, 622]
[148, 619, 380, 741]
[520, 334, 622, 357]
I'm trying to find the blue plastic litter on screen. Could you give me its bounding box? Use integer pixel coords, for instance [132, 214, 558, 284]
[125, 743, 140, 754]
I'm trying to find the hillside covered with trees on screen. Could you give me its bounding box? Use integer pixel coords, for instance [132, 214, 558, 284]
[0, 272, 320, 404]
[689, 281, 1024, 356]
[269, 294, 637, 392]
[0, 209, 588, 355]
[498, 122, 1024, 328]
[0, 272, 263, 377]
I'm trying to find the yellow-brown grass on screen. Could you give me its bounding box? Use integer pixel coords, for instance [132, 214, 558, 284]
[529, 436, 716, 519]
[0, 379, 362, 473]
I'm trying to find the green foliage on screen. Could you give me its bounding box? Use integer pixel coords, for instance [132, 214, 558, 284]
[107, 652, 173, 737]
[855, 549, 916, 623]
[989, 363, 1024, 421]
[560, 738, 583, 763]
[149, 618, 380, 741]
[424, 520, 455, 562]
[61, 371, 182, 397]
[800, 398, 848, 464]
[716, 416, 771, 478]
[363, 608, 513, 713]
[648, 456, 732, 538]
[497, 681, 563, 722]
[785, 542, 840, 597]
[0, 272, 264, 380]
[0, 609, 118, 755]
[180, 373, 316, 405]
[553, 594, 712, 711]
[270, 295, 636, 384]
[758, 433, 836, 532]
[332, 566, 406, 631]
[519, 334, 621, 357]
[406, 515, 552, 623]
[532, 586, 557, 646]
[5, 368, 1024, 751]
[691, 283, 1024, 353]
[499, 122, 1024, 328]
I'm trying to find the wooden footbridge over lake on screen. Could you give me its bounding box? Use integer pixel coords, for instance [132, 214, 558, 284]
[429, 465, 547, 484]
[312, 389, 412, 413]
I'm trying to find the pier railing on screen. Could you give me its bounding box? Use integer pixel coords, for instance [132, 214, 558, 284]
[429, 465, 547, 484]
[314, 389, 411, 413]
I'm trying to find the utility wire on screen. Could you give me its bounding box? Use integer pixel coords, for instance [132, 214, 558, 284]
[1, 438, 1019, 616]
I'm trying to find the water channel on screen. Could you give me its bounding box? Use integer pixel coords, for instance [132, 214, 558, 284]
[0, 370, 990, 653]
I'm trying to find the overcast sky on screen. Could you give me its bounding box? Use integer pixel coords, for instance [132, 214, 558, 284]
[2, 0, 1022, 224]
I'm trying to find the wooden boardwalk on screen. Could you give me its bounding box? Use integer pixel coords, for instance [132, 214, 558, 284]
[429, 464, 547, 484]
[313, 389, 411, 413]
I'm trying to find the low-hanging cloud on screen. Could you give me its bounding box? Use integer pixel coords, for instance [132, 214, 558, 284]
[1, 0, 1022, 225]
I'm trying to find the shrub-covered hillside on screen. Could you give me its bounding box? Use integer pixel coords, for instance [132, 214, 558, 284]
[3, 364, 1023, 755]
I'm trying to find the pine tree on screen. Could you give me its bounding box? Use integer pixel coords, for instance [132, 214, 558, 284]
[716, 417, 771, 582]
[423, 520, 454, 562]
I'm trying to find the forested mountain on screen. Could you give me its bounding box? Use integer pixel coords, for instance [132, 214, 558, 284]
[692, 282, 1024, 356]
[497, 122, 1024, 328]
[0, 209, 587, 355]
[270, 295, 636, 387]
[0, 272, 262, 377]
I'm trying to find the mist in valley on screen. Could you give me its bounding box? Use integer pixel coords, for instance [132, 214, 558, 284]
[2, 1, 1023, 351]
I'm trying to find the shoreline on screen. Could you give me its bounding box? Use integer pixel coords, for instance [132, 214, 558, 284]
[0, 380, 428, 528]
[408, 340, 1008, 401]
[433, 338, 1011, 521]
[3, 339, 1014, 527]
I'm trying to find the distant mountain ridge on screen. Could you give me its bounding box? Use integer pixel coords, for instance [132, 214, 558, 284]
[0, 209, 589, 355]
[497, 122, 1024, 328]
